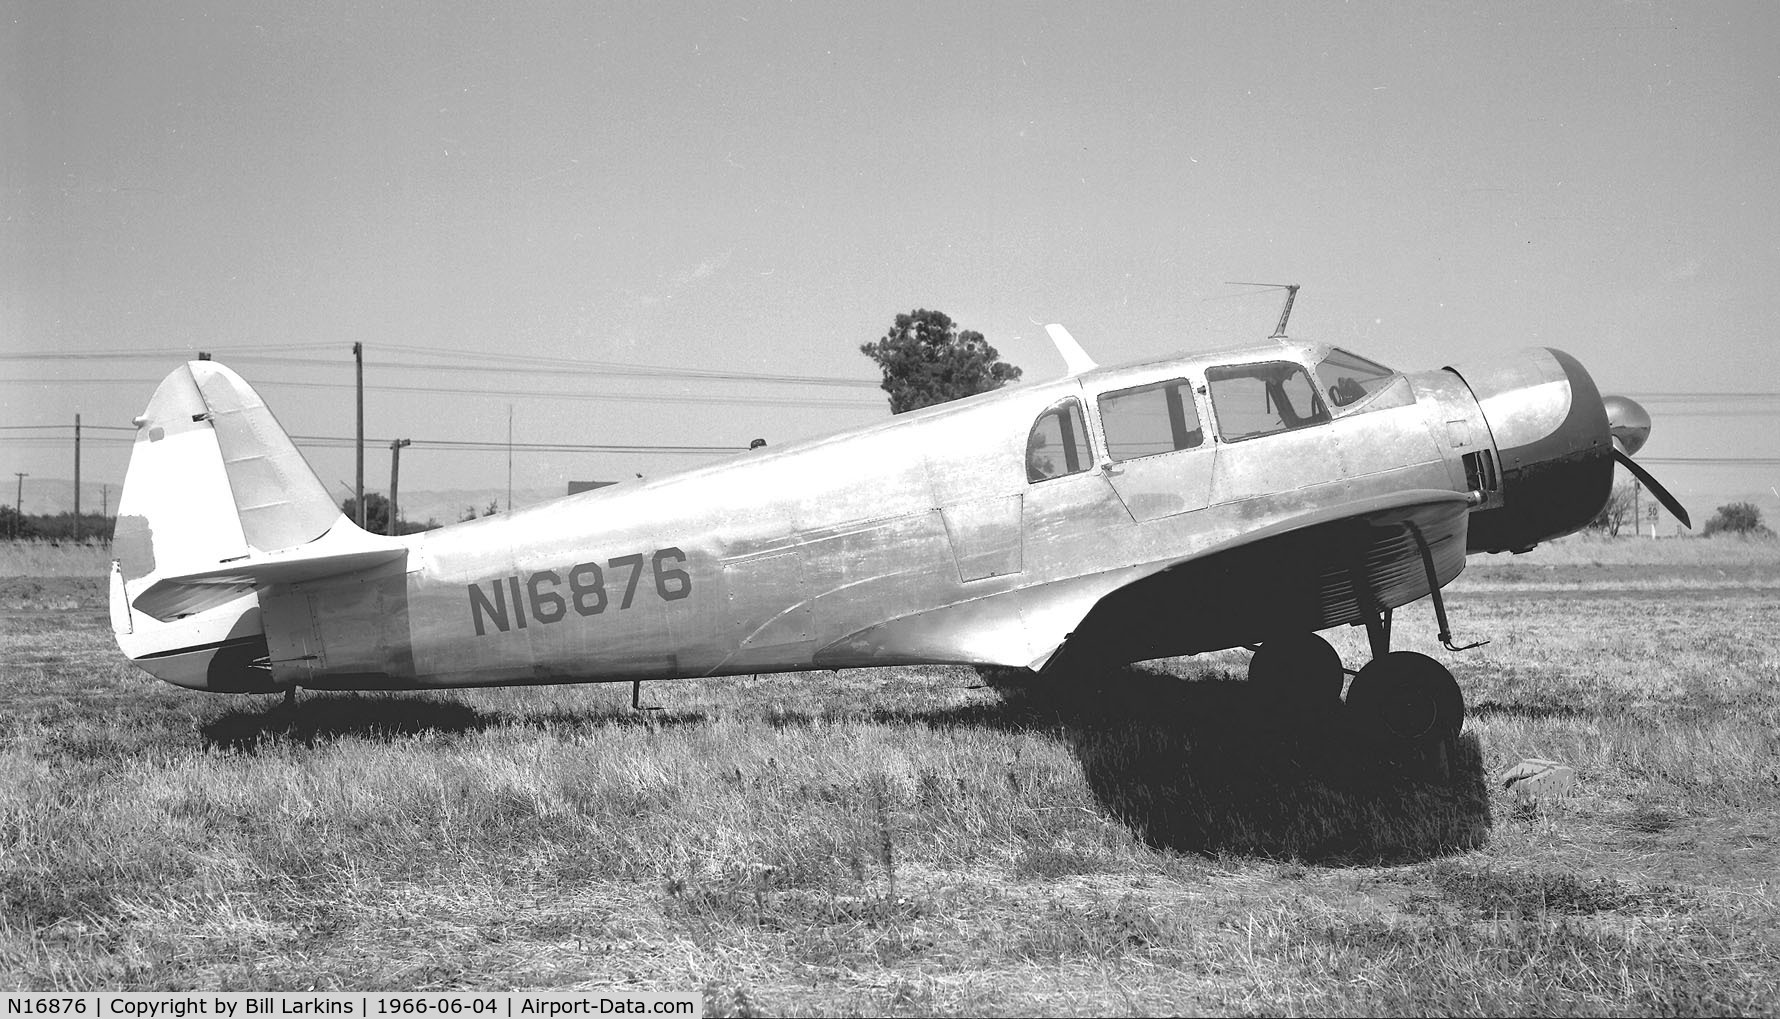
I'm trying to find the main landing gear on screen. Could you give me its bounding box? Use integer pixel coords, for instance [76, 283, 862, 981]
[1248, 587, 1477, 767]
[1246, 627, 1465, 772]
[1246, 519, 1489, 772]
[1247, 632, 1345, 716]
[1246, 598, 1471, 735]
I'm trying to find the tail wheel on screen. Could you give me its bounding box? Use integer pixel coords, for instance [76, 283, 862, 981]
[1345, 651, 1464, 742]
[1247, 633, 1345, 713]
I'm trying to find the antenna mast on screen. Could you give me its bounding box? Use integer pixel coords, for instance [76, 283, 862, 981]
[1224, 282, 1302, 338]
[1271, 284, 1300, 338]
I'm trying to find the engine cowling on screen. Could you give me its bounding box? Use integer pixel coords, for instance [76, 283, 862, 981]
[1447, 347, 1615, 553]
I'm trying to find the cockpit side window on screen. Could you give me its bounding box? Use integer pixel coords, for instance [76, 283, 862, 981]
[1097, 378, 1203, 463]
[1315, 348, 1398, 409]
[1206, 361, 1330, 441]
[1026, 398, 1092, 483]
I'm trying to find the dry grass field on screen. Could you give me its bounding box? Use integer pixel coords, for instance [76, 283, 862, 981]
[3, 536, 1778, 1015]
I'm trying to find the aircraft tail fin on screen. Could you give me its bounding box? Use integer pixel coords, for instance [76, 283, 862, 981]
[1045, 324, 1097, 375]
[110, 361, 399, 690]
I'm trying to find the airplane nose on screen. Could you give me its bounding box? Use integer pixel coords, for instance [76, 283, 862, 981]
[1603, 394, 1692, 529]
[1448, 348, 1615, 553]
[1603, 394, 1651, 455]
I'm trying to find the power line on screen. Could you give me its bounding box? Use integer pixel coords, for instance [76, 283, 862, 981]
[289, 435, 746, 455]
[21, 375, 1780, 416]
[9, 421, 1776, 466]
[372, 345, 881, 388]
[0, 376, 880, 410]
[0, 423, 136, 432]
[0, 348, 882, 389]
[11, 364, 1776, 411]
[1641, 457, 1780, 467]
[1, 431, 742, 456]
[7, 348, 1775, 400]
[0, 342, 343, 360]
[1626, 392, 1780, 400]
[264, 378, 879, 408]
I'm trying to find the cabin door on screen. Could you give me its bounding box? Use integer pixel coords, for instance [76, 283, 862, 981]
[1091, 377, 1216, 523]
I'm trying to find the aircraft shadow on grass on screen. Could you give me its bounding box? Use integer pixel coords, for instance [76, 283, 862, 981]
[199, 666, 1487, 865]
[199, 695, 710, 752]
[881, 665, 1492, 866]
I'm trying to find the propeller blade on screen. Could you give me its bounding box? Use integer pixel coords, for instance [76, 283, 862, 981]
[1613, 446, 1691, 529]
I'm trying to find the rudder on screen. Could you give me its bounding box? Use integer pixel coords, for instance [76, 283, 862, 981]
[111, 361, 360, 691]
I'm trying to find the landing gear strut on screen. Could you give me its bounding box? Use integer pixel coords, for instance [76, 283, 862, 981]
[1340, 520, 1479, 754]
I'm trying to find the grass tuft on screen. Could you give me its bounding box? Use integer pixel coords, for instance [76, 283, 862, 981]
[1425, 865, 1687, 919]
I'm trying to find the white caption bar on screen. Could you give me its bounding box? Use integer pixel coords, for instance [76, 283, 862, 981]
[2, 994, 701, 1019]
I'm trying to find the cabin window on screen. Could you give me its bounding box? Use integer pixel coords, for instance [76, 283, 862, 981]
[1315, 348, 1398, 409]
[1026, 398, 1092, 482]
[1206, 361, 1330, 442]
[1097, 378, 1203, 463]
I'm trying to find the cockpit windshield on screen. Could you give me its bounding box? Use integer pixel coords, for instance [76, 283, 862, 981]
[1315, 348, 1397, 408]
[1205, 361, 1329, 441]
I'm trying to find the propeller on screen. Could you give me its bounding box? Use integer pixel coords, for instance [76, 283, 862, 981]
[1603, 395, 1691, 529]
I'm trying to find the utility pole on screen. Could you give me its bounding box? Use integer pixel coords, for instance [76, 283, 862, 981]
[12, 472, 25, 540]
[73, 414, 81, 542]
[354, 342, 366, 529]
[388, 438, 411, 536]
[1631, 481, 1640, 538]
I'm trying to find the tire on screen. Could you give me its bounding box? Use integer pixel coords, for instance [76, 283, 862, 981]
[1345, 651, 1463, 742]
[1247, 632, 1345, 713]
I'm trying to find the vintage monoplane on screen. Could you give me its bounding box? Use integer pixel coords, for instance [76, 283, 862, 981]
[109, 325, 1686, 745]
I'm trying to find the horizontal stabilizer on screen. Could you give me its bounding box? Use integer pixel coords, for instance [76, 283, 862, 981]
[132, 539, 406, 622]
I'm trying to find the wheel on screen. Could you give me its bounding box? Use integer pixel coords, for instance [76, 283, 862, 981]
[1247, 633, 1345, 714]
[1345, 651, 1464, 742]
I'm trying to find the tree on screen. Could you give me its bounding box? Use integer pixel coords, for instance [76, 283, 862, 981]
[1, 505, 35, 541]
[1587, 482, 1635, 537]
[342, 493, 393, 535]
[859, 309, 1023, 414]
[1702, 501, 1773, 538]
[341, 493, 439, 535]
[23, 512, 113, 543]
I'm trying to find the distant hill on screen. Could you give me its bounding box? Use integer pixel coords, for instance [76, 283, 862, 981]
[5, 478, 125, 518]
[396, 487, 580, 527]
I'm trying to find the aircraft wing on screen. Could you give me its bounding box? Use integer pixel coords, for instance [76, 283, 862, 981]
[1048, 489, 1471, 671]
[815, 489, 1472, 674]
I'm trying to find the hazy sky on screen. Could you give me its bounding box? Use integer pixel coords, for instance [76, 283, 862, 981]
[5, 1, 1776, 521]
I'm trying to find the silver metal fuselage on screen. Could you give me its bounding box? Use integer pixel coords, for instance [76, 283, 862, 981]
[261, 338, 1498, 692]
[115, 335, 1617, 693]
